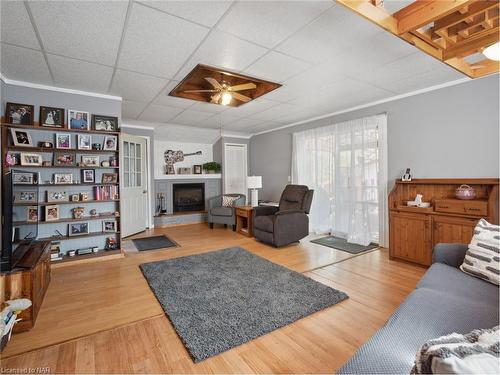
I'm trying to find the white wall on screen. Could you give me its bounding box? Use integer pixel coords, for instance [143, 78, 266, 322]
[154, 140, 213, 178]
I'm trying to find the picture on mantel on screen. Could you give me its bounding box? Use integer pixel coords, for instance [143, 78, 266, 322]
[164, 149, 202, 175]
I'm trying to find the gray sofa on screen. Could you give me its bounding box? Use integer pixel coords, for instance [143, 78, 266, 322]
[338, 243, 499, 374]
[207, 194, 245, 231]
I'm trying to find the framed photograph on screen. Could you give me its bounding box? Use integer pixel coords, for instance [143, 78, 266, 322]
[68, 222, 89, 236]
[102, 220, 116, 233]
[10, 128, 33, 147]
[26, 206, 38, 222]
[165, 165, 175, 175]
[20, 152, 43, 166]
[13, 172, 34, 185]
[81, 155, 99, 167]
[68, 110, 90, 130]
[45, 205, 60, 222]
[40, 106, 64, 128]
[92, 115, 118, 132]
[70, 194, 80, 202]
[80, 193, 89, 201]
[54, 153, 76, 166]
[55, 133, 71, 149]
[77, 134, 92, 150]
[72, 207, 85, 219]
[47, 191, 69, 203]
[6, 102, 34, 125]
[102, 173, 118, 184]
[103, 136, 117, 151]
[14, 191, 38, 203]
[54, 173, 73, 184]
[193, 165, 202, 174]
[82, 169, 95, 183]
[178, 167, 191, 175]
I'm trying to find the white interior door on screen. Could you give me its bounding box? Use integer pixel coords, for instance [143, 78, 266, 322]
[121, 134, 148, 237]
[224, 143, 248, 198]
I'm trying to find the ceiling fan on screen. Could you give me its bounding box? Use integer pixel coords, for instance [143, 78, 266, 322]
[182, 77, 256, 106]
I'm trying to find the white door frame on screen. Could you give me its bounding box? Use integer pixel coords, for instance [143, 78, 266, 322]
[223, 142, 248, 197]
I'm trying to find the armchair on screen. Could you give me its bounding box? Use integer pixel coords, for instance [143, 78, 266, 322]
[207, 194, 246, 231]
[252, 185, 314, 247]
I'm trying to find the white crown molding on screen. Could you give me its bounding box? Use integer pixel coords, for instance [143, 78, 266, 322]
[221, 130, 252, 139]
[251, 76, 481, 137]
[121, 122, 155, 130]
[1, 75, 122, 101]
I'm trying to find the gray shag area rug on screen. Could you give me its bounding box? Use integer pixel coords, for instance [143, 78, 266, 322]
[140, 247, 348, 362]
[133, 235, 178, 251]
[311, 236, 378, 254]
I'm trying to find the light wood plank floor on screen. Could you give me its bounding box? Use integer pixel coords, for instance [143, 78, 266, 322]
[2, 224, 426, 373]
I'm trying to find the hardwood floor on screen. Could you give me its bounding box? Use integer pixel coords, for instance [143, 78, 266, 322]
[1, 224, 426, 373]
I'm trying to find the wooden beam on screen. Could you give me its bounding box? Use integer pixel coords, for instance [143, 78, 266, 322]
[471, 58, 500, 77]
[433, 0, 499, 32]
[443, 27, 499, 58]
[395, 0, 472, 34]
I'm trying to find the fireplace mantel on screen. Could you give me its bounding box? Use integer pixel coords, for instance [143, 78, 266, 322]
[157, 174, 221, 180]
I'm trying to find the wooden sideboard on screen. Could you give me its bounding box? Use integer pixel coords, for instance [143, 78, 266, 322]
[388, 179, 499, 266]
[0, 241, 51, 332]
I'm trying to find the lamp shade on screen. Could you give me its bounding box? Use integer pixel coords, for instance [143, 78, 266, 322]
[247, 176, 262, 189]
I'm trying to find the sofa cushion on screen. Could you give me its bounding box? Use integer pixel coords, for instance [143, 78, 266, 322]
[254, 215, 275, 233]
[210, 207, 233, 217]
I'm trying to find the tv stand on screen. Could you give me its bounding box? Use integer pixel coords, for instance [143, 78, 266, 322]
[0, 240, 51, 332]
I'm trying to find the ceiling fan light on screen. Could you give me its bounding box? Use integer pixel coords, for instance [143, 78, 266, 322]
[221, 92, 232, 106]
[483, 42, 500, 61]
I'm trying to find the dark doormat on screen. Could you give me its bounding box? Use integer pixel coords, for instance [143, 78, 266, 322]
[133, 235, 178, 251]
[140, 247, 348, 362]
[311, 236, 378, 254]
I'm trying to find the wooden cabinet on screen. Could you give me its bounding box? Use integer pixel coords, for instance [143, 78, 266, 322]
[388, 179, 499, 267]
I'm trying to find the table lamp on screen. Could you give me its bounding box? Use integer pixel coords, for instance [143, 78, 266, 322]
[247, 176, 262, 207]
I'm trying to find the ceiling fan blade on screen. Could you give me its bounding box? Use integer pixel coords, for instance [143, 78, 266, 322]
[182, 89, 218, 93]
[205, 77, 222, 89]
[232, 92, 252, 102]
[229, 83, 256, 92]
[211, 92, 222, 104]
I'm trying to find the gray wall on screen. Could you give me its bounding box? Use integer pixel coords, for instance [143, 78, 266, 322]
[250, 75, 500, 201]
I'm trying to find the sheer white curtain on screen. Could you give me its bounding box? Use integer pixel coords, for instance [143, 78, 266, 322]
[292, 114, 388, 247]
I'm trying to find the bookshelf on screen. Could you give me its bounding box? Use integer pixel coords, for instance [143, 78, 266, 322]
[2, 120, 124, 267]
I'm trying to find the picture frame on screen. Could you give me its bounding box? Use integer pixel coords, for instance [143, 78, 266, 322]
[80, 193, 89, 201]
[6, 102, 34, 125]
[102, 220, 116, 233]
[68, 222, 89, 236]
[165, 165, 175, 175]
[77, 134, 92, 150]
[70, 194, 80, 202]
[26, 206, 38, 222]
[81, 155, 99, 167]
[178, 167, 191, 175]
[13, 172, 35, 185]
[82, 169, 95, 183]
[45, 205, 60, 222]
[103, 136, 117, 151]
[92, 115, 118, 132]
[54, 173, 73, 184]
[68, 110, 90, 130]
[102, 173, 118, 184]
[72, 207, 85, 219]
[47, 191, 69, 203]
[40, 106, 64, 128]
[20, 152, 43, 166]
[10, 128, 33, 147]
[193, 165, 202, 174]
[14, 191, 38, 203]
[55, 133, 71, 149]
[54, 153, 76, 166]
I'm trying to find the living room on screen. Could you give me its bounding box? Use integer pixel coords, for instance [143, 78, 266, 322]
[1, 0, 499, 374]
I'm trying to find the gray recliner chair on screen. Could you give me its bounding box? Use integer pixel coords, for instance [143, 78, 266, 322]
[253, 185, 314, 247]
[207, 194, 246, 231]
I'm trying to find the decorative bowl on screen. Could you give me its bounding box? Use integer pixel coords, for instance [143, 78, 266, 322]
[455, 184, 476, 200]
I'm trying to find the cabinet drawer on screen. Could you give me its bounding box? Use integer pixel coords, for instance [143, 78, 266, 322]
[236, 209, 249, 217]
[434, 199, 487, 216]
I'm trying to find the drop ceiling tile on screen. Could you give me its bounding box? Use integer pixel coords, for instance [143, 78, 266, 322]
[171, 109, 215, 126]
[138, 104, 184, 123]
[244, 51, 312, 83]
[248, 103, 303, 122]
[217, 1, 332, 48]
[222, 117, 264, 131]
[201, 110, 247, 128]
[152, 81, 196, 109]
[382, 0, 413, 14]
[250, 120, 284, 133]
[224, 98, 279, 118]
[139, 1, 232, 27]
[190, 101, 228, 113]
[1, 44, 52, 84]
[118, 2, 209, 78]
[48, 54, 113, 93]
[122, 100, 147, 120]
[1, 2, 39, 49]
[174, 29, 267, 81]
[384, 67, 464, 94]
[28, 1, 128, 66]
[110, 69, 168, 102]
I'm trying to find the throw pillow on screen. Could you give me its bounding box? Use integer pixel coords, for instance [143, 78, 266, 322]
[411, 326, 500, 374]
[222, 195, 238, 207]
[460, 218, 500, 286]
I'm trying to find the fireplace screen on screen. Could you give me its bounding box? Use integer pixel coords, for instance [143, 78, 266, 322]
[172, 183, 205, 212]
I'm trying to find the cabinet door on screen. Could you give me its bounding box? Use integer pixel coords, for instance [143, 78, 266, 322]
[390, 212, 432, 266]
[433, 216, 477, 246]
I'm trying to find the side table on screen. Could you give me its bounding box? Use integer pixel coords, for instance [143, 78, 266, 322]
[235, 205, 253, 237]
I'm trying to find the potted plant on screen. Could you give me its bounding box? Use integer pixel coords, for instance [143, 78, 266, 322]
[202, 162, 221, 174]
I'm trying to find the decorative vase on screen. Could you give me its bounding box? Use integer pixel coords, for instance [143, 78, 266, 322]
[455, 184, 477, 200]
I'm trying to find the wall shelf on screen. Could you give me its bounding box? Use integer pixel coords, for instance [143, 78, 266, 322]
[14, 214, 119, 226]
[51, 249, 123, 269]
[7, 146, 119, 154]
[3, 123, 120, 135]
[14, 199, 119, 206]
[12, 165, 119, 169]
[156, 173, 222, 180]
[14, 231, 120, 244]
